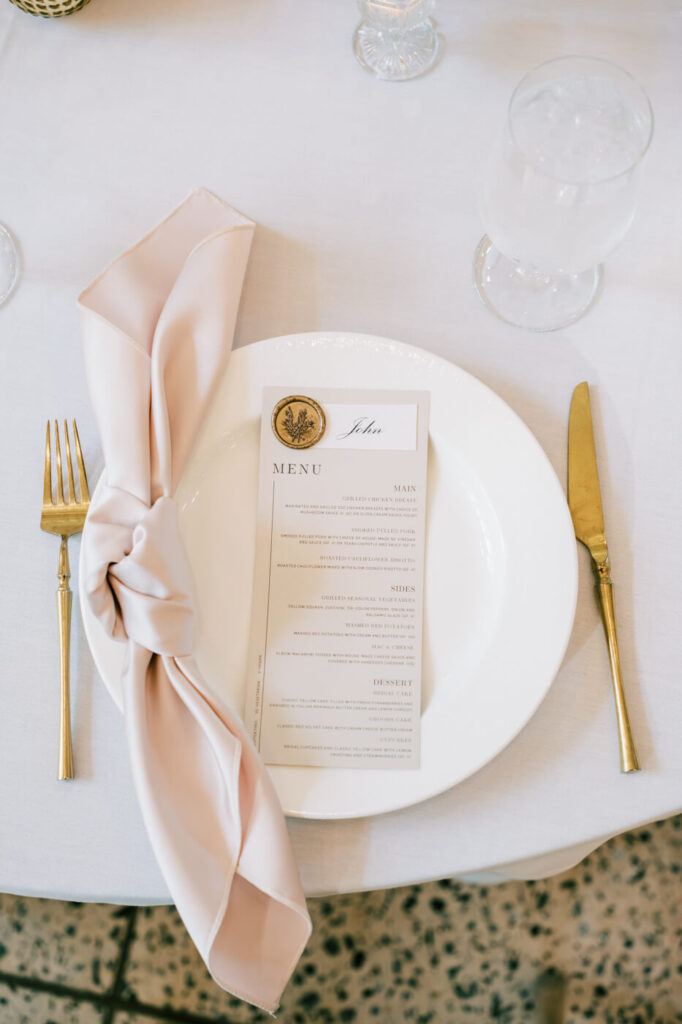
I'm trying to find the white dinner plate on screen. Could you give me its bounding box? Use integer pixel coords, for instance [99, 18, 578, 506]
[80, 333, 577, 819]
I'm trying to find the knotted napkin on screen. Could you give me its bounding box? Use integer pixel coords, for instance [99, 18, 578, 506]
[79, 189, 311, 1011]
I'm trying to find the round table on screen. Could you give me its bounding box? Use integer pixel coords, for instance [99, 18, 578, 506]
[1, 0, 680, 904]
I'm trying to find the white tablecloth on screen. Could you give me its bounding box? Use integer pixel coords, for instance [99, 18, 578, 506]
[1, 0, 680, 904]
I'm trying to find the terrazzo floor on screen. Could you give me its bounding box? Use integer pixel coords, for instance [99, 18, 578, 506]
[0, 816, 680, 1024]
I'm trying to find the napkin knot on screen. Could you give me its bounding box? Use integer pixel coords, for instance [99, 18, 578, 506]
[84, 483, 195, 657]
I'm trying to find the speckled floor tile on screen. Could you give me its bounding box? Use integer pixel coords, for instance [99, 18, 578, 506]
[119, 816, 682, 1024]
[0, 894, 129, 991]
[113, 1015, 218, 1024]
[0, 980, 104, 1024]
[113, 1016, 176, 1023]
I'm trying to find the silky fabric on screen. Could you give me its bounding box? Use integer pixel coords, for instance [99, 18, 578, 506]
[79, 189, 311, 1011]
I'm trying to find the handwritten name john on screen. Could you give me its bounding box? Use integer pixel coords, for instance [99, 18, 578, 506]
[338, 417, 383, 439]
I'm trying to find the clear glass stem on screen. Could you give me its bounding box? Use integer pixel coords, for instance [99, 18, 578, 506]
[473, 236, 603, 333]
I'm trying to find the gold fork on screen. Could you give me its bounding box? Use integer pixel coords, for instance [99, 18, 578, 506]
[40, 420, 90, 780]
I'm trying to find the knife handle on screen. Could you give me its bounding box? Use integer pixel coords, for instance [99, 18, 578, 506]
[596, 568, 640, 773]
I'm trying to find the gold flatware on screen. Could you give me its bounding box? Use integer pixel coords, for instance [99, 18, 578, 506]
[568, 382, 639, 773]
[40, 420, 90, 780]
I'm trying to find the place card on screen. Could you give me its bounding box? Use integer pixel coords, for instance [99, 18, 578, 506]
[244, 387, 429, 770]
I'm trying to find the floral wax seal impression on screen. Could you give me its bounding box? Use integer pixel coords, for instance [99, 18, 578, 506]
[272, 395, 326, 449]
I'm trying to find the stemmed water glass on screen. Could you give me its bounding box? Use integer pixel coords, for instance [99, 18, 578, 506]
[353, 0, 440, 82]
[0, 223, 20, 308]
[474, 57, 654, 332]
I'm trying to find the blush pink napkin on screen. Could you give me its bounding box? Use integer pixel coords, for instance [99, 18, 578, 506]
[78, 189, 311, 1011]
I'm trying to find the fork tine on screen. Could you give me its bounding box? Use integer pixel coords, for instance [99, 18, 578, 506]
[43, 421, 53, 505]
[64, 420, 76, 503]
[72, 420, 90, 503]
[54, 420, 64, 505]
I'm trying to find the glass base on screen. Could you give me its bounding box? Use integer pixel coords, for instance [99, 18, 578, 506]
[0, 223, 20, 307]
[473, 236, 602, 332]
[353, 18, 440, 81]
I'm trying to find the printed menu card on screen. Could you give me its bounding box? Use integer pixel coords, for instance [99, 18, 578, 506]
[244, 387, 429, 770]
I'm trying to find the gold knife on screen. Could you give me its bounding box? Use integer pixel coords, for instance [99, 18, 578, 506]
[567, 382, 640, 773]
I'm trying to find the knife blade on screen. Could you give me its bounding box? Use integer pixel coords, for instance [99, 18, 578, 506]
[567, 381, 640, 773]
[567, 381, 608, 566]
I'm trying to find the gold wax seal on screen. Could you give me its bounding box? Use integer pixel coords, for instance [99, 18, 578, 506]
[272, 395, 326, 449]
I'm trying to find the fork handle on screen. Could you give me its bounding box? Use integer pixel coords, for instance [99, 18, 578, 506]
[57, 537, 74, 781]
[596, 567, 639, 774]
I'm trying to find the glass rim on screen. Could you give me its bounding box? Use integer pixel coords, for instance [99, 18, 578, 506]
[507, 55, 654, 186]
